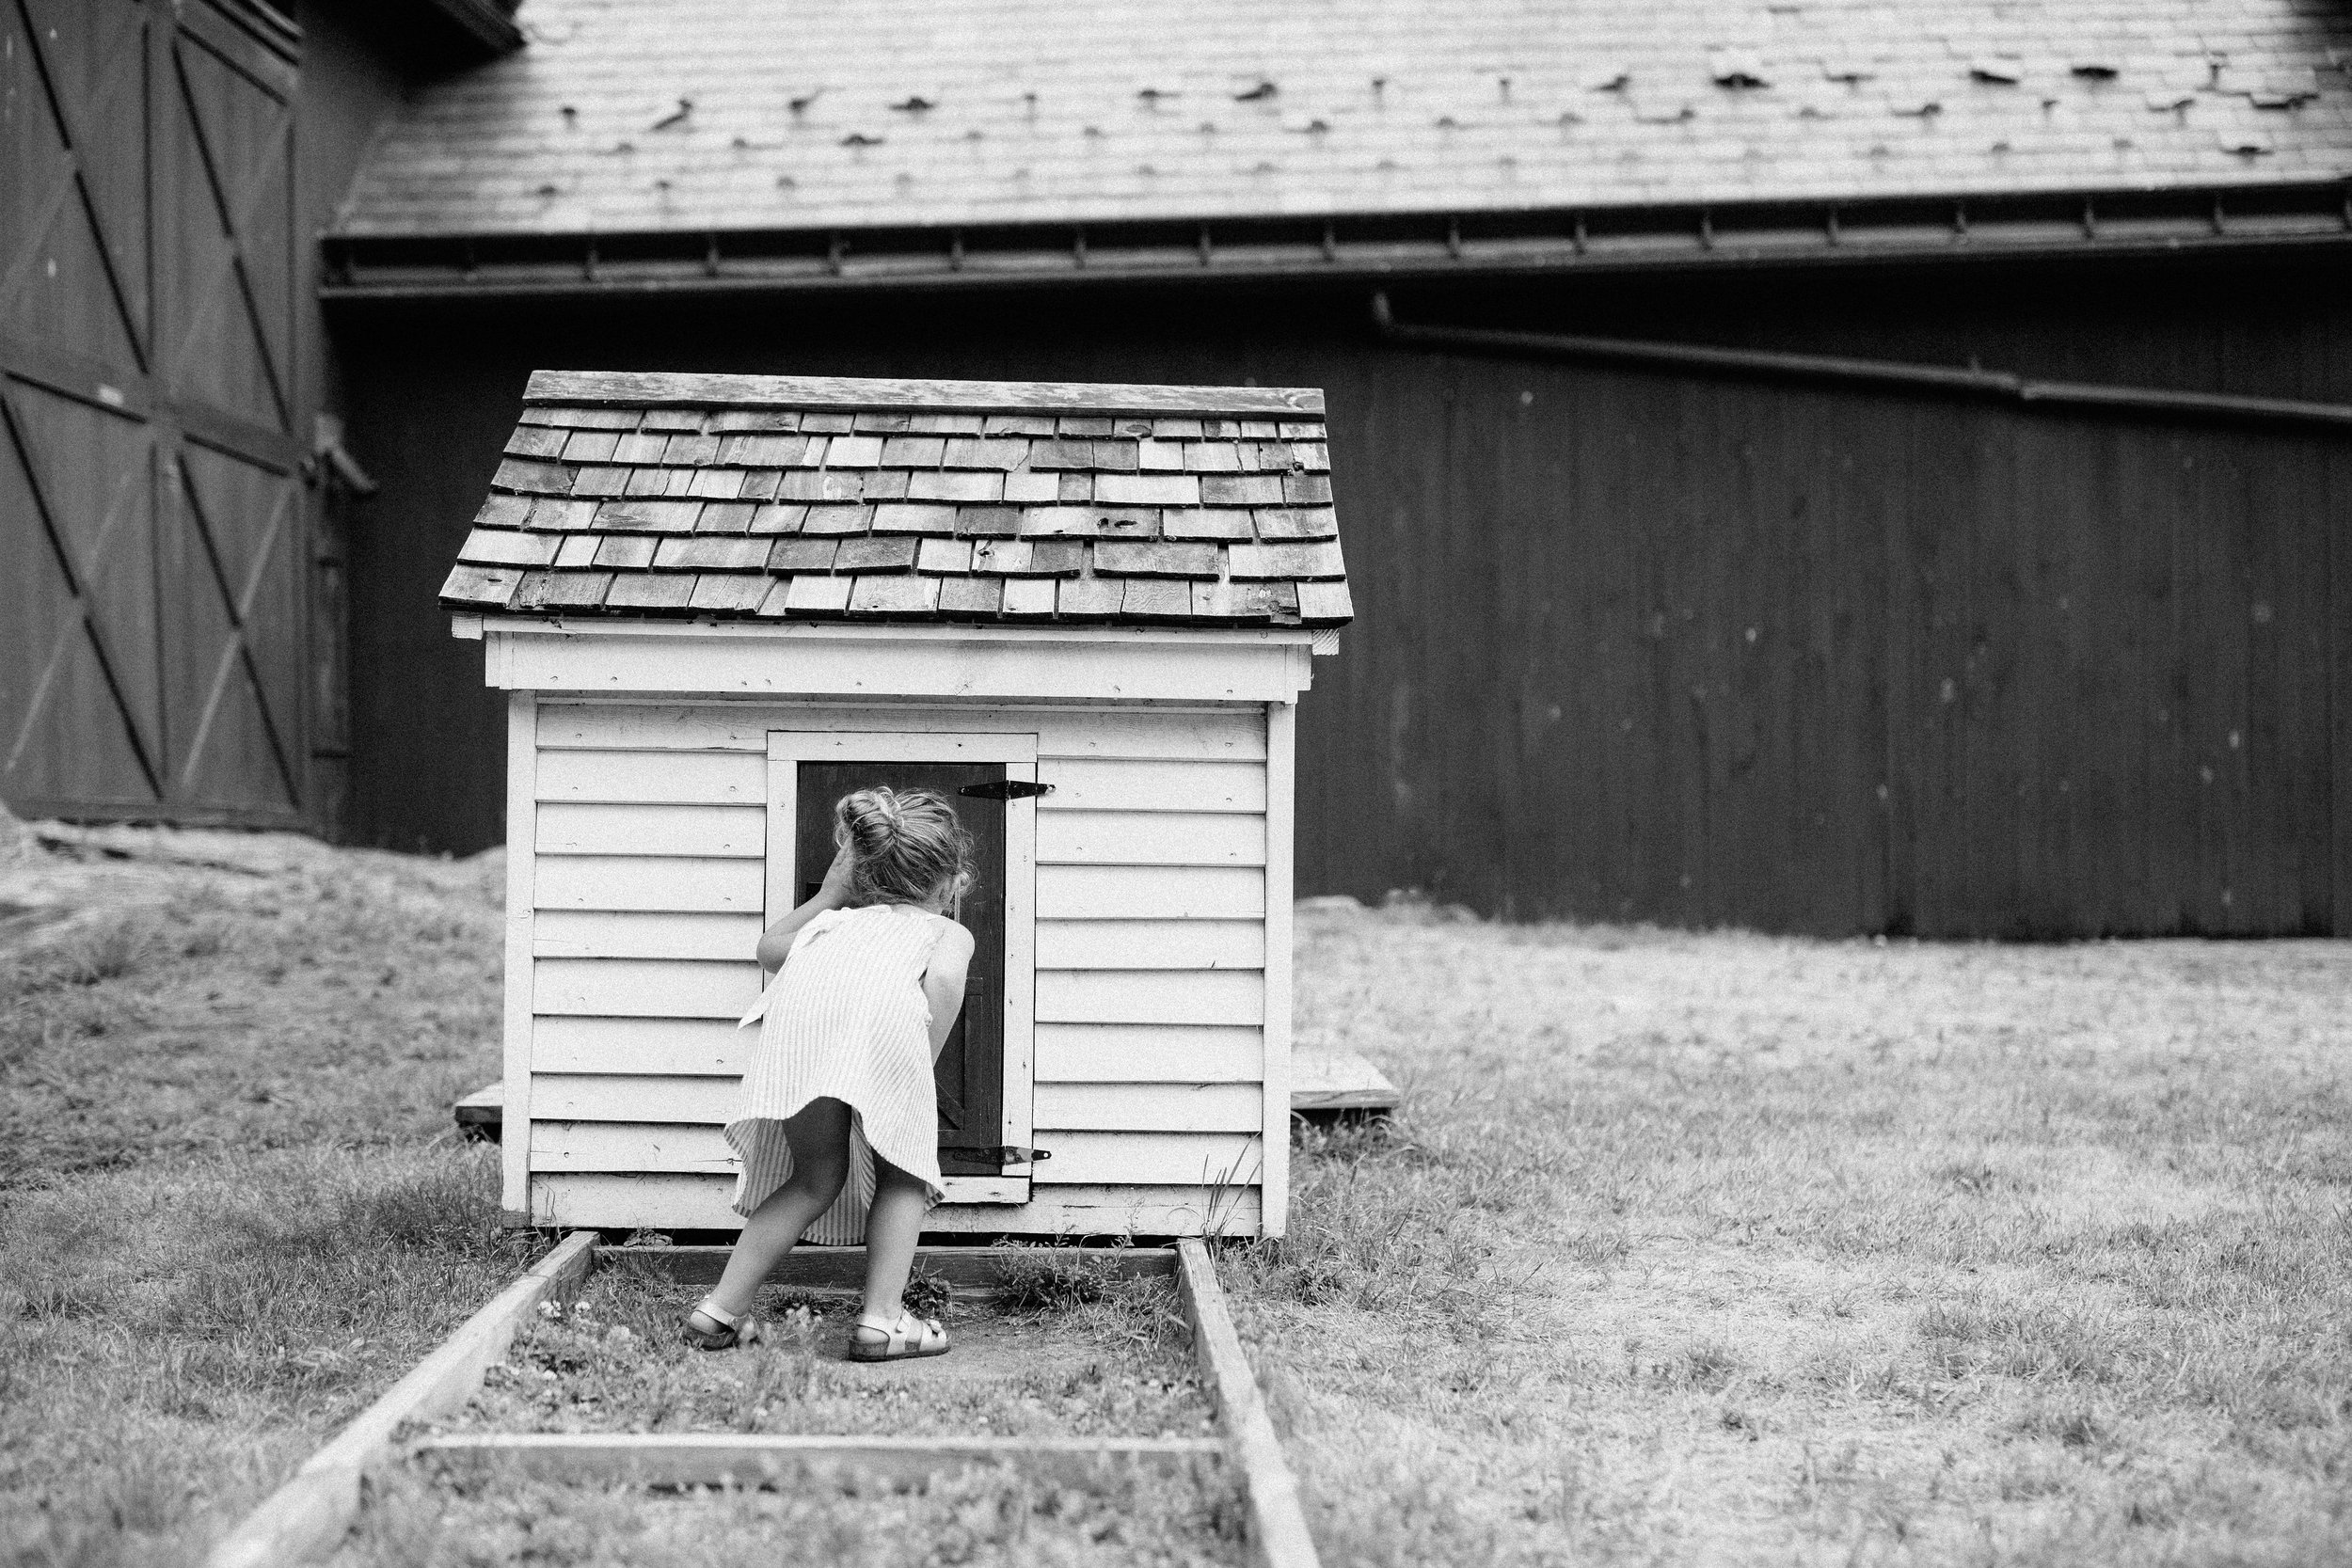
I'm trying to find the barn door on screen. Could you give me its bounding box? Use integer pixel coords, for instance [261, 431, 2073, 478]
[1, 0, 312, 826]
[765, 732, 1038, 1206]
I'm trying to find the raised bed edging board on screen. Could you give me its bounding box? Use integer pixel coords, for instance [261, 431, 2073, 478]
[413, 1432, 1224, 1486]
[202, 1230, 597, 1568]
[202, 1236, 1318, 1568]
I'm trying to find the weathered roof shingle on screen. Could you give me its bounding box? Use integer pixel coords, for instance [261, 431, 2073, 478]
[440, 372, 1352, 628]
[340, 0, 2352, 240]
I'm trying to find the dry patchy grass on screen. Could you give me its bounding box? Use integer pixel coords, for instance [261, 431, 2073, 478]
[8, 830, 2349, 1568]
[340, 1458, 1245, 1568]
[1229, 907, 2352, 1567]
[430, 1261, 1212, 1440]
[0, 832, 520, 1568]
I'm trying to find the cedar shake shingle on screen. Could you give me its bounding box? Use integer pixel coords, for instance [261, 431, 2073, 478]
[440, 372, 1349, 627]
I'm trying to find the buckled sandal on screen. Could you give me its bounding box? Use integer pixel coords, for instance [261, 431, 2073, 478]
[849, 1310, 949, 1363]
[681, 1298, 761, 1352]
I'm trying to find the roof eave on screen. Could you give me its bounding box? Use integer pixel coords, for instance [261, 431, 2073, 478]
[321, 180, 2352, 301]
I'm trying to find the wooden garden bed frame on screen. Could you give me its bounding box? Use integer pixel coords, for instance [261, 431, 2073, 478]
[204, 1238, 1317, 1568]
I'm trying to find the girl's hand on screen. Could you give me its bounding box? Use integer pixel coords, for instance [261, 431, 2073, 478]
[818, 843, 857, 905]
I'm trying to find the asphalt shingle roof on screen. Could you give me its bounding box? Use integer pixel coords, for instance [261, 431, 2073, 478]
[341, 0, 2352, 239]
[439, 372, 1351, 628]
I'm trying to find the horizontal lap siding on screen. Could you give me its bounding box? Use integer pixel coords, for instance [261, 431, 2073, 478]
[532, 1175, 1262, 1236]
[526, 701, 1271, 1235]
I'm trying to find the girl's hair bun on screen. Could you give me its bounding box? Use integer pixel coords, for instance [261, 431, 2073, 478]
[834, 786, 973, 907]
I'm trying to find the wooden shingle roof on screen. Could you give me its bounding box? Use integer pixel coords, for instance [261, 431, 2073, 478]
[440, 372, 1351, 628]
[339, 0, 2352, 243]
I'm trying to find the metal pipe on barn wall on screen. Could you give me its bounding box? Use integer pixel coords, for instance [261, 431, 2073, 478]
[1366, 293, 2352, 433]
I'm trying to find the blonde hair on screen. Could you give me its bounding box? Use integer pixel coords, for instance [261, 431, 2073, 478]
[835, 786, 973, 907]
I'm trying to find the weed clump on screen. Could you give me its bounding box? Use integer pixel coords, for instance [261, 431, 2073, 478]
[992, 1240, 1123, 1311]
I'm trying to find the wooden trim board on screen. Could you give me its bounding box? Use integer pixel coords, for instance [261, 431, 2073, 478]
[600, 1243, 1174, 1293]
[525, 369, 1324, 418]
[410, 1432, 1225, 1487]
[203, 1232, 598, 1568]
[1176, 1239, 1322, 1568]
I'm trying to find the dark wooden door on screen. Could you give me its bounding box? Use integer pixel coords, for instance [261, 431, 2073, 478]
[1, 0, 311, 826]
[793, 762, 1009, 1179]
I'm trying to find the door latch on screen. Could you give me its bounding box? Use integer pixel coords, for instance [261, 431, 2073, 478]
[958, 780, 1054, 801]
[939, 1146, 1052, 1166]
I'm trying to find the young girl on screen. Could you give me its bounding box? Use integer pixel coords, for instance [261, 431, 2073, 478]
[681, 786, 977, 1361]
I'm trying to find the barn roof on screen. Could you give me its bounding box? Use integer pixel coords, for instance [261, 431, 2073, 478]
[339, 0, 2352, 245]
[439, 372, 1351, 629]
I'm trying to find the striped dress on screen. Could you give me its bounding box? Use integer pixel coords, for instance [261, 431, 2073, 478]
[725, 903, 950, 1245]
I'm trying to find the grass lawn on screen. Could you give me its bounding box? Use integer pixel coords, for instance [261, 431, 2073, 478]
[5, 827, 2348, 1566]
[1240, 905, 2352, 1566]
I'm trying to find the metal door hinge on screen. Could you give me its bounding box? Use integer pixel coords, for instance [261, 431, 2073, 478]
[940, 1145, 1051, 1166]
[958, 780, 1053, 801]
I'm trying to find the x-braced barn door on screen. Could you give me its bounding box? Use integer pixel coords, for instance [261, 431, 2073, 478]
[1, 0, 314, 826]
[764, 732, 1039, 1206]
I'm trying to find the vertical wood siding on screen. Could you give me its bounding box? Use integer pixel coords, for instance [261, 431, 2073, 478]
[344, 271, 2352, 935]
[523, 701, 1271, 1233]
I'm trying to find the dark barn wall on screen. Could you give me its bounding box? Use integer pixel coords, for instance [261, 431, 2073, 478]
[329, 254, 2352, 935]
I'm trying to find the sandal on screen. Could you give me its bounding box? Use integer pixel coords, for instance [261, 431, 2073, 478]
[849, 1310, 949, 1363]
[680, 1298, 761, 1352]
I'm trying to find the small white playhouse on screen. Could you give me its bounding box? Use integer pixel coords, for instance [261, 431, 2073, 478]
[441, 371, 1350, 1240]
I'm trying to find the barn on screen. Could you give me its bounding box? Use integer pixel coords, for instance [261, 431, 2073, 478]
[9, 0, 2352, 937]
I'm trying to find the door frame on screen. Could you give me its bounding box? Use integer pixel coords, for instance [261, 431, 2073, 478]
[763, 729, 1038, 1206]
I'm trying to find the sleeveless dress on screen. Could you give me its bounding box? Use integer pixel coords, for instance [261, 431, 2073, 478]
[725, 903, 950, 1245]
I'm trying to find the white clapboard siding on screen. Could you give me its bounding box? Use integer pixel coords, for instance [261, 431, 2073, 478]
[1036, 758, 1264, 814]
[532, 1174, 1262, 1236]
[1035, 920, 1263, 972]
[1038, 812, 1263, 867]
[536, 856, 764, 912]
[533, 1122, 1261, 1189]
[1037, 969, 1263, 1026]
[531, 1077, 1260, 1132]
[540, 704, 1263, 761]
[536, 803, 765, 858]
[1035, 1023, 1263, 1084]
[1037, 1132, 1264, 1187]
[1035, 1083, 1263, 1132]
[532, 1074, 735, 1123]
[534, 958, 762, 1019]
[534, 911, 765, 961]
[536, 748, 765, 804]
[1038, 865, 1263, 921]
[535, 1017, 754, 1075]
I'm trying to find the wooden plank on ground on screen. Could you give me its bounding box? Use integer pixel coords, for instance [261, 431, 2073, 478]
[1288, 1052, 1401, 1116]
[412, 1431, 1224, 1488]
[1176, 1240, 1321, 1568]
[600, 1243, 1175, 1291]
[203, 1232, 597, 1568]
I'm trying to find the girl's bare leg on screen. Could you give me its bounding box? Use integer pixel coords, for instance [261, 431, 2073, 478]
[860, 1156, 930, 1323]
[695, 1098, 850, 1325]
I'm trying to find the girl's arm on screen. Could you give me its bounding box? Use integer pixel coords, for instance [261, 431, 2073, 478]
[919, 922, 977, 1061]
[755, 844, 856, 974]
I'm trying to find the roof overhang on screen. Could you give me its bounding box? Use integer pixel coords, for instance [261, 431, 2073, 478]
[322, 180, 2352, 302]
